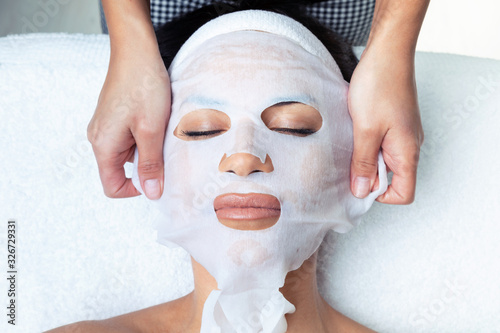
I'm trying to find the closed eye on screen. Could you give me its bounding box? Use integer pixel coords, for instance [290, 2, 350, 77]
[261, 102, 322, 138]
[174, 109, 231, 141]
[180, 129, 226, 138]
[271, 128, 317, 136]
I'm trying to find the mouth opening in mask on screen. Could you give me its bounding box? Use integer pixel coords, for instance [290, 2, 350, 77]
[213, 192, 281, 230]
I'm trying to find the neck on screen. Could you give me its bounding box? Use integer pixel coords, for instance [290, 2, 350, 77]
[184, 251, 336, 332]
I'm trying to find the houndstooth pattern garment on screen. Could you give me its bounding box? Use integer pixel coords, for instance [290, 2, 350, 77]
[149, 0, 375, 45]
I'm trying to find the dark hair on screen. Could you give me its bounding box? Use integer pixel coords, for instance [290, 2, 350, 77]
[155, 0, 358, 81]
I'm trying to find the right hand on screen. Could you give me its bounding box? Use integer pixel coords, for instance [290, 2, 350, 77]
[87, 52, 171, 199]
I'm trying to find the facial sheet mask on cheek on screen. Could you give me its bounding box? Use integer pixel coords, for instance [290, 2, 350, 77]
[132, 10, 387, 333]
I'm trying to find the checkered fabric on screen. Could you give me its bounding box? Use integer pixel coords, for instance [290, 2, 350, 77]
[150, 0, 210, 28]
[305, 0, 375, 45]
[149, 0, 375, 45]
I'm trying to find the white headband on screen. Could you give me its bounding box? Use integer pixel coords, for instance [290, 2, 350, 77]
[169, 9, 342, 77]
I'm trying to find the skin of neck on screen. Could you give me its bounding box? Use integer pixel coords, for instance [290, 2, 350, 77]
[183, 250, 334, 332]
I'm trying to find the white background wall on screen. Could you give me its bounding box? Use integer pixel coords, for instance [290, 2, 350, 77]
[0, 0, 499, 60]
[0, 0, 101, 36]
[417, 0, 500, 60]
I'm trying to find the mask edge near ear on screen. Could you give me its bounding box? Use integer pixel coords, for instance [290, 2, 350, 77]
[340, 150, 388, 231]
[373, 150, 389, 197]
[131, 147, 144, 195]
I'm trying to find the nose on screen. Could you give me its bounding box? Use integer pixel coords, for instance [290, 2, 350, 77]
[218, 153, 274, 177]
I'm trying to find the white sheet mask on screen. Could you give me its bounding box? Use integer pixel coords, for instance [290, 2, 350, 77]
[133, 10, 387, 333]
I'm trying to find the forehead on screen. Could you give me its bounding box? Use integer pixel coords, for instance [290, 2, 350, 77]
[172, 31, 321, 78]
[169, 31, 343, 118]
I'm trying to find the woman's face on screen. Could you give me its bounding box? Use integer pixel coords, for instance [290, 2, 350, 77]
[173, 101, 323, 230]
[164, 30, 353, 233]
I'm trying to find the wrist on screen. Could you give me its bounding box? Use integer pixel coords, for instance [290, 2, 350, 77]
[365, 21, 417, 62]
[365, 0, 430, 59]
[358, 40, 416, 86]
[103, 0, 160, 62]
[362, 36, 416, 70]
[110, 20, 160, 61]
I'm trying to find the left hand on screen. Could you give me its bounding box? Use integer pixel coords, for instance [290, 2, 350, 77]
[347, 45, 424, 204]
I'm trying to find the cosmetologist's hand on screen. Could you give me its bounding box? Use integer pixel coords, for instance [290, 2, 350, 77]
[87, 51, 170, 200]
[348, 45, 424, 204]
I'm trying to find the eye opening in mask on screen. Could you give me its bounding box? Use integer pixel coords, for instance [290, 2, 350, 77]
[261, 101, 323, 137]
[174, 109, 231, 141]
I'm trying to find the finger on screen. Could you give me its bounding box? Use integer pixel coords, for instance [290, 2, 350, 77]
[93, 147, 141, 198]
[133, 123, 166, 200]
[376, 150, 419, 205]
[376, 172, 416, 204]
[350, 127, 385, 198]
[127, 147, 136, 163]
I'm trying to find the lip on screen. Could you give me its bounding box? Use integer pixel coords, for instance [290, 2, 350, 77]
[213, 193, 281, 230]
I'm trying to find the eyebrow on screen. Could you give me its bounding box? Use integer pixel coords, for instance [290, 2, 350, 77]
[271, 101, 303, 107]
[182, 95, 316, 110]
[268, 95, 317, 107]
[184, 95, 226, 109]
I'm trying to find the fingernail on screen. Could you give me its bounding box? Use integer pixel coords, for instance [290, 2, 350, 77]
[144, 179, 161, 199]
[354, 177, 370, 198]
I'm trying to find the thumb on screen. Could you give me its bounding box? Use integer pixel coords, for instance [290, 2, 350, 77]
[135, 128, 165, 200]
[350, 129, 384, 198]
